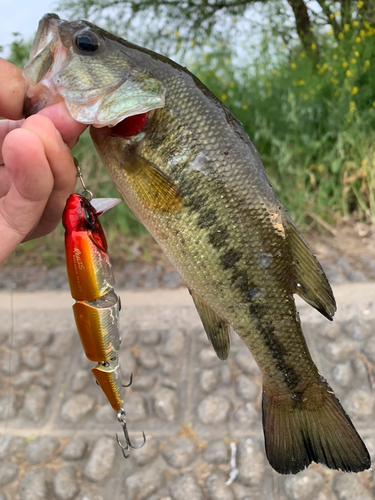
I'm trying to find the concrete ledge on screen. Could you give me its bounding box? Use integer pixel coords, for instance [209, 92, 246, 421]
[0, 282, 374, 311]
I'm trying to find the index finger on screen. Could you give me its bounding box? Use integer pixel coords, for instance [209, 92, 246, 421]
[0, 59, 25, 120]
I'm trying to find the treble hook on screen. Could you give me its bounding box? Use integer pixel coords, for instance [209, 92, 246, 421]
[116, 408, 146, 459]
[123, 373, 133, 388]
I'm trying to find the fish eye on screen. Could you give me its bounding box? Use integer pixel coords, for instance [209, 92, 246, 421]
[75, 31, 100, 53]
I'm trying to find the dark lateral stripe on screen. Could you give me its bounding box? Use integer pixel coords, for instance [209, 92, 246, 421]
[220, 248, 242, 270]
[257, 319, 300, 389]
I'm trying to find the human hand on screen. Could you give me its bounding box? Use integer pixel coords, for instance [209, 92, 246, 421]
[0, 58, 87, 264]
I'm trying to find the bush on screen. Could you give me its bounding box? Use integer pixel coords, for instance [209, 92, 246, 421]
[191, 19, 375, 225]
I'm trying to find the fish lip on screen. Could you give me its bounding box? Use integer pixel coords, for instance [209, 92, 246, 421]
[28, 14, 61, 60]
[22, 14, 66, 117]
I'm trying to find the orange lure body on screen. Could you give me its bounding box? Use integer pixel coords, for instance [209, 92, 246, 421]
[63, 194, 123, 411]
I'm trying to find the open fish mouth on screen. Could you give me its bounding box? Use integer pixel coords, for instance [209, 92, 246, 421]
[22, 14, 166, 127]
[23, 14, 69, 116]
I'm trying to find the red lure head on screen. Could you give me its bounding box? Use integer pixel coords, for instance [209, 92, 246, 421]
[62, 194, 108, 252]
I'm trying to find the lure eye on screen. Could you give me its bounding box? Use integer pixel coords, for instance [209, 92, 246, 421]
[84, 207, 95, 227]
[75, 31, 100, 53]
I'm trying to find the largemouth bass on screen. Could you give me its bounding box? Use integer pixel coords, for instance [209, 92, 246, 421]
[23, 14, 370, 474]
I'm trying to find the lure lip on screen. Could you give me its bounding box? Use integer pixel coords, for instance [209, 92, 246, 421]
[90, 198, 122, 215]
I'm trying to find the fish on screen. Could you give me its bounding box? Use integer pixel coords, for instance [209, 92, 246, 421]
[62, 193, 145, 457]
[23, 14, 371, 474]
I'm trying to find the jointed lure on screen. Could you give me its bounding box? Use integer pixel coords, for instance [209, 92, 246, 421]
[62, 190, 145, 458]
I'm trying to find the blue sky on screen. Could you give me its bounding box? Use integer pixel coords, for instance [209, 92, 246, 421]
[0, 0, 57, 57]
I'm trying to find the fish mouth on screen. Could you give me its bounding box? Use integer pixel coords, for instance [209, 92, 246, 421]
[23, 14, 68, 117]
[23, 14, 166, 127]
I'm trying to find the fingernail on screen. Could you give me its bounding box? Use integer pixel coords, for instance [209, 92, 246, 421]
[56, 129, 68, 151]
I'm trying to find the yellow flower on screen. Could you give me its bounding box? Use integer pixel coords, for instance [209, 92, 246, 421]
[335, 11, 340, 17]
[342, 61, 348, 68]
[333, 54, 338, 60]
[174, 30, 180, 38]
[311, 43, 316, 50]
[290, 62, 297, 69]
[220, 93, 227, 101]
[329, 13, 335, 19]
[328, 29, 334, 35]
[351, 58, 357, 64]
[357, 1, 364, 8]
[330, 77, 339, 85]
[300, 52, 306, 58]
[351, 87, 358, 95]
[297, 79, 306, 86]
[349, 101, 356, 112]
[242, 103, 248, 110]
[229, 81, 235, 88]
[344, 24, 350, 32]
[353, 21, 359, 27]
[360, 29, 365, 37]
[334, 90, 339, 97]
[310, 89, 315, 95]
[365, 60, 371, 68]
[338, 33, 344, 40]
[354, 51, 359, 57]
[346, 69, 353, 77]
[372, 101, 375, 107]
[356, 37, 361, 43]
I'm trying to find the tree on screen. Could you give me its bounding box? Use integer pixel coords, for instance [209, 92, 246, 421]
[58, 0, 375, 57]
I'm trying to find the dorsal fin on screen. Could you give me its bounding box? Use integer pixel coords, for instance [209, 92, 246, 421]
[284, 215, 336, 320]
[189, 289, 231, 360]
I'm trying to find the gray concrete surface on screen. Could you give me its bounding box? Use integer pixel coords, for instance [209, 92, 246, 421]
[0, 284, 375, 500]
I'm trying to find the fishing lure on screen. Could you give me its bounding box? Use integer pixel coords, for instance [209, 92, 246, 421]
[62, 184, 145, 458]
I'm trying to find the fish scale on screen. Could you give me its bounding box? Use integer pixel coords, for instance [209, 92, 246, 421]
[23, 13, 370, 475]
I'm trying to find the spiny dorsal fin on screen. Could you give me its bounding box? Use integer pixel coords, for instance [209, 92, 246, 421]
[189, 289, 231, 360]
[284, 215, 336, 320]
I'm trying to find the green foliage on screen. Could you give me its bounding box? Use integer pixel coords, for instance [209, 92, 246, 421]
[6, 33, 32, 68]
[191, 16, 375, 225]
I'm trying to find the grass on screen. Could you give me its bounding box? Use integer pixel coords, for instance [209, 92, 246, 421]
[191, 20, 375, 226]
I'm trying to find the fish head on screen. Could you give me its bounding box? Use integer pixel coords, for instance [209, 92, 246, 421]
[62, 194, 108, 252]
[23, 14, 165, 126]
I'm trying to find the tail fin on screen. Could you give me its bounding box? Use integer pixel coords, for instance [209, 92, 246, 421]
[262, 380, 371, 474]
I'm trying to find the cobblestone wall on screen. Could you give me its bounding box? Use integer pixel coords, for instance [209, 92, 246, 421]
[0, 294, 374, 499]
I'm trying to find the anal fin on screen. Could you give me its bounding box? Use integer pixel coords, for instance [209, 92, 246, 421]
[284, 215, 336, 320]
[189, 290, 231, 360]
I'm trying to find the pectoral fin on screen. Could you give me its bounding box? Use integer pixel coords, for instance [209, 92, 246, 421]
[284, 215, 336, 320]
[189, 290, 231, 360]
[123, 149, 183, 212]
